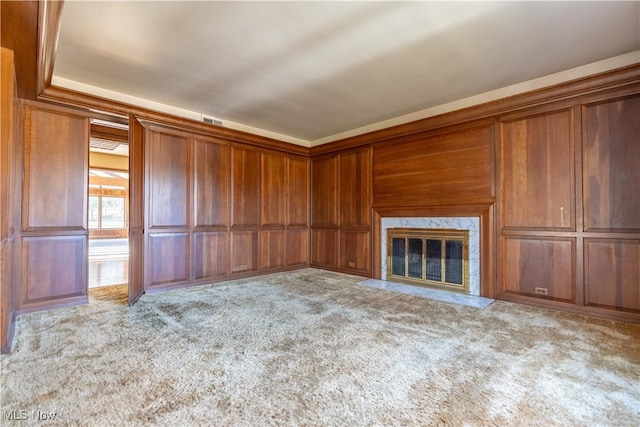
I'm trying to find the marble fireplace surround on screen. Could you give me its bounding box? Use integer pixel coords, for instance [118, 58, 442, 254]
[372, 204, 495, 298]
[381, 217, 480, 295]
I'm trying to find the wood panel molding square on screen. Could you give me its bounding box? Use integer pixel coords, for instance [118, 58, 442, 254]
[311, 156, 338, 227]
[22, 235, 86, 304]
[584, 239, 639, 312]
[193, 232, 227, 280]
[500, 109, 574, 230]
[23, 105, 88, 230]
[193, 138, 229, 229]
[502, 236, 575, 302]
[147, 129, 190, 229]
[584, 95, 640, 232]
[147, 233, 189, 287]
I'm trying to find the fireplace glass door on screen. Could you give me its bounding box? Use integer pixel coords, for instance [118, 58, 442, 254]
[387, 228, 469, 293]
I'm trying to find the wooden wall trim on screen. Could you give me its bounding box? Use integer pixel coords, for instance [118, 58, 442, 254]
[311, 64, 640, 156]
[37, 0, 64, 96]
[90, 123, 128, 144]
[40, 87, 310, 156]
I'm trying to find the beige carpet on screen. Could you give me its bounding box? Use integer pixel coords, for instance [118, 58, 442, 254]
[1, 269, 639, 426]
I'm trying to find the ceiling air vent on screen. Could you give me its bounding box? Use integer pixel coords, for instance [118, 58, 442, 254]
[202, 116, 223, 126]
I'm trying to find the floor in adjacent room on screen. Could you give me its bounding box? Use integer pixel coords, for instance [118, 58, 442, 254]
[88, 238, 128, 288]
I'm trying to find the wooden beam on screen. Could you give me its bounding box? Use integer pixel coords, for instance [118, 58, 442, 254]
[0, 0, 38, 99]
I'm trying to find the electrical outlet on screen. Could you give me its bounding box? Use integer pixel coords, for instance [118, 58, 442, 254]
[534, 287, 549, 296]
[348, 261, 355, 268]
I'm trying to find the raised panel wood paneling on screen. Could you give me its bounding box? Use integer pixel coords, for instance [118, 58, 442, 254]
[286, 229, 309, 267]
[22, 236, 86, 304]
[148, 129, 189, 228]
[288, 156, 309, 227]
[261, 152, 286, 227]
[193, 232, 226, 280]
[311, 230, 338, 268]
[585, 239, 639, 311]
[231, 231, 257, 273]
[584, 96, 640, 232]
[147, 233, 189, 287]
[231, 146, 260, 227]
[340, 149, 371, 227]
[373, 123, 493, 207]
[311, 156, 338, 226]
[23, 105, 88, 230]
[340, 231, 370, 273]
[260, 230, 285, 270]
[193, 138, 229, 228]
[501, 110, 574, 229]
[503, 237, 574, 302]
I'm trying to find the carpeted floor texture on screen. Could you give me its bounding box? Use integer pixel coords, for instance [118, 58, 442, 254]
[1, 269, 639, 426]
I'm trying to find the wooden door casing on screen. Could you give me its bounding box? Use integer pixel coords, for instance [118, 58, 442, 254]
[128, 117, 144, 305]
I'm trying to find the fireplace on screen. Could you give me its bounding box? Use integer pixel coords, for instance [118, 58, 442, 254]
[381, 217, 480, 296]
[388, 228, 469, 293]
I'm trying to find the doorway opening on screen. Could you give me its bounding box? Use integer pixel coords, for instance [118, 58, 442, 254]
[87, 118, 130, 303]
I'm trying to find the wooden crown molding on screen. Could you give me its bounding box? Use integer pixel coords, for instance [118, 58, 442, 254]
[40, 86, 310, 156]
[37, 0, 64, 97]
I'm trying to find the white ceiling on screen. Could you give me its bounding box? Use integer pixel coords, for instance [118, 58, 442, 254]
[53, 1, 640, 146]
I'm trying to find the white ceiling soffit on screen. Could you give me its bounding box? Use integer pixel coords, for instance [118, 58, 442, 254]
[53, 1, 640, 147]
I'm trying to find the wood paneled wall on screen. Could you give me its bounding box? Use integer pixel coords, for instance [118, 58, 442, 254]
[497, 94, 640, 322]
[142, 121, 309, 292]
[1, 47, 17, 353]
[311, 147, 371, 276]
